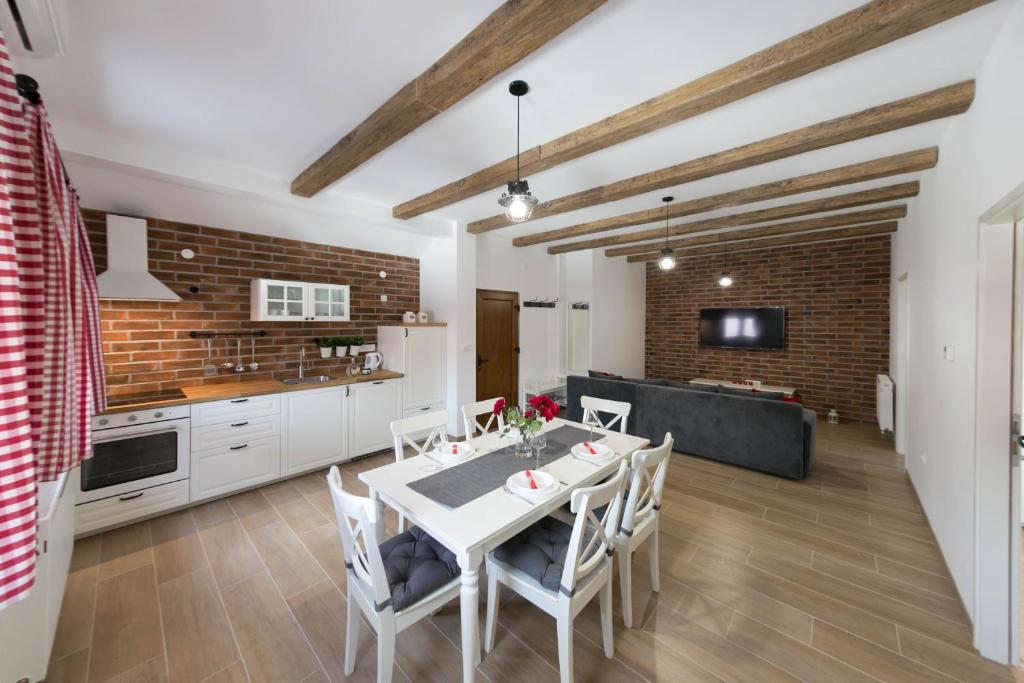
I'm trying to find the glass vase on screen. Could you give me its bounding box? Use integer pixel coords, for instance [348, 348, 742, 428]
[513, 429, 533, 459]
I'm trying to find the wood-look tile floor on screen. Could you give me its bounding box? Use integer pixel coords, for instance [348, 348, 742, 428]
[46, 421, 1016, 682]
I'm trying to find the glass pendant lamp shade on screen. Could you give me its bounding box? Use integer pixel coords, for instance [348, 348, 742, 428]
[718, 274, 733, 287]
[499, 179, 538, 222]
[498, 80, 539, 221]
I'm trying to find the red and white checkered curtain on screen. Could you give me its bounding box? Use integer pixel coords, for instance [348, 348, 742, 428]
[0, 26, 105, 610]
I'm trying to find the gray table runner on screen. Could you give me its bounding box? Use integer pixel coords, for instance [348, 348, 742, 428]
[406, 425, 604, 508]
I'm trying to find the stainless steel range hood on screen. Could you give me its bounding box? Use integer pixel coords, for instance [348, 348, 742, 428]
[96, 214, 181, 302]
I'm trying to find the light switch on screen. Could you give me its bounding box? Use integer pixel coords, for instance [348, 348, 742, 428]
[943, 344, 955, 362]
[380, 294, 388, 302]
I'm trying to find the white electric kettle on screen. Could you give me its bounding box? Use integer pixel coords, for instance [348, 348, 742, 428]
[363, 351, 383, 371]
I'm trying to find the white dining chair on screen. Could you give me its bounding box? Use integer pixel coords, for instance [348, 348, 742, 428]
[461, 397, 505, 438]
[616, 432, 673, 628]
[390, 410, 448, 531]
[326, 467, 461, 683]
[484, 461, 629, 683]
[581, 395, 632, 433]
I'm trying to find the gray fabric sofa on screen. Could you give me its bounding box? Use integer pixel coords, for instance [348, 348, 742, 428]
[566, 375, 815, 480]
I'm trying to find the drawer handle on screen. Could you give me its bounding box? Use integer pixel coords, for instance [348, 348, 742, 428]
[373, 381, 384, 385]
[230, 421, 249, 427]
[230, 398, 249, 404]
[230, 443, 248, 450]
[118, 492, 144, 502]
[420, 406, 431, 411]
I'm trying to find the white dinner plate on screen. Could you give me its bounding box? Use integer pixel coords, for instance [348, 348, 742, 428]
[507, 469, 558, 500]
[570, 441, 616, 464]
[428, 441, 475, 466]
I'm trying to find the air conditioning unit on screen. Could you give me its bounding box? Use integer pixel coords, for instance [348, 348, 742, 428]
[0, 0, 69, 58]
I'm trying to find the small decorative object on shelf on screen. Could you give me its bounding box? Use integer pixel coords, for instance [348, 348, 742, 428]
[417, 311, 429, 323]
[495, 395, 560, 459]
[828, 408, 840, 424]
[403, 311, 417, 323]
[314, 337, 333, 359]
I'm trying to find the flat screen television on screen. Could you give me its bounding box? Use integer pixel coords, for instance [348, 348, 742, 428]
[698, 307, 785, 349]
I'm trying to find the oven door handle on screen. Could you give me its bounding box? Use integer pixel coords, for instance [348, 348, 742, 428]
[91, 425, 181, 445]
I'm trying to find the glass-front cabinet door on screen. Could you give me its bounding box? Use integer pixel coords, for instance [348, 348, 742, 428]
[308, 283, 350, 321]
[252, 279, 308, 321]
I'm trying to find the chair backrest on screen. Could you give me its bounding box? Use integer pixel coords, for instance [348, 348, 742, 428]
[559, 461, 629, 596]
[326, 466, 392, 611]
[620, 432, 673, 535]
[461, 398, 506, 438]
[390, 410, 449, 461]
[581, 395, 632, 433]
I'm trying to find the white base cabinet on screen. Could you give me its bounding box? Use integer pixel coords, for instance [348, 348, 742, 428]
[191, 438, 280, 501]
[282, 385, 347, 476]
[349, 378, 402, 457]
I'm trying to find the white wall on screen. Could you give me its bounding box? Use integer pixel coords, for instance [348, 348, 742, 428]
[891, 0, 1024, 652]
[591, 254, 646, 378]
[476, 233, 562, 389]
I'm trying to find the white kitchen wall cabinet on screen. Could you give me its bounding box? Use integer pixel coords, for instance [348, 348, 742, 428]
[250, 279, 350, 322]
[348, 378, 401, 457]
[281, 385, 347, 475]
[377, 325, 446, 416]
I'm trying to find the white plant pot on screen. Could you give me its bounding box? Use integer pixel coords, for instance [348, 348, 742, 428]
[319, 347, 332, 359]
[348, 346, 360, 356]
[335, 346, 347, 358]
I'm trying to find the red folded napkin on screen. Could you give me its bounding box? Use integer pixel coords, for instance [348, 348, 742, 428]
[524, 470, 538, 490]
[451, 444, 458, 454]
[583, 441, 597, 455]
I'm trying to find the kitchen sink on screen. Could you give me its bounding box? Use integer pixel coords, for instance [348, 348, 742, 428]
[282, 375, 333, 385]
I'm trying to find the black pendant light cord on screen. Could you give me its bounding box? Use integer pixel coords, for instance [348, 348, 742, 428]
[664, 201, 670, 248]
[516, 94, 521, 183]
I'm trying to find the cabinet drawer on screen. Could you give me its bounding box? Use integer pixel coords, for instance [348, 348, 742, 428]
[192, 414, 280, 451]
[76, 479, 189, 535]
[403, 401, 444, 418]
[191, 436, 281, 502]
[192, 394, 280, 427]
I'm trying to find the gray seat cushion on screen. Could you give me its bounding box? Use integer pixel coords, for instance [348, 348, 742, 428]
[379, 526, 460, 611]
[493, 517, 573, 592]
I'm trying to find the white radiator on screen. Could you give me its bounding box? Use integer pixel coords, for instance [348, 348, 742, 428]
[876, 374, 894, 434]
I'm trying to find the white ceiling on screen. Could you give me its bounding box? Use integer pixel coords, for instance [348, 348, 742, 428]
[14, 0, 1015, 247]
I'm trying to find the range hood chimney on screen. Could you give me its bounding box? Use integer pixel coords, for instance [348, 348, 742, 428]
[96, 215, 181, 302]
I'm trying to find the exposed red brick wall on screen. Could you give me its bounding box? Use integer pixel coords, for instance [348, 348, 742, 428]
[85, 209, 420, 398]
[645, 235, 890, 422]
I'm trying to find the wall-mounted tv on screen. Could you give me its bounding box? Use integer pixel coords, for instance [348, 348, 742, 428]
[698, 307, 785, 349]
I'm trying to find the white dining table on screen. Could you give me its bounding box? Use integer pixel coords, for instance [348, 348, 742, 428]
[359, 417, 650, 683]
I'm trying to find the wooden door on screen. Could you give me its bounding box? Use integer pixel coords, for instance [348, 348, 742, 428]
[476, 289, 519, 403]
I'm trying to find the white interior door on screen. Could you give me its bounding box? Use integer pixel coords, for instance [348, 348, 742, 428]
[1013, 218, 1024, 665]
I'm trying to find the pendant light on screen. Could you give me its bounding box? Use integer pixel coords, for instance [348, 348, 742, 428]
[498, 80, 539, 222]
[657, 196, 676, 271]
[718, 248, 733, 287]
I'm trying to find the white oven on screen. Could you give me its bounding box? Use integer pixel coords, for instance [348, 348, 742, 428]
[80, 404, 190, 504]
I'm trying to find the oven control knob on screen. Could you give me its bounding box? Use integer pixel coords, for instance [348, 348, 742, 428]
[127, 414, 138, 422]
[154, 411, 164, 418]
[98, 418, 109, 426]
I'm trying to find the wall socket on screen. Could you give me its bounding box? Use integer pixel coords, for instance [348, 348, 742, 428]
[380, 294, 388, 302]
[920, 451, 927, 464]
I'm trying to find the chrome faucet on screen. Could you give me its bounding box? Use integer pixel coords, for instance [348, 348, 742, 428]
[298, 346, 308, 380]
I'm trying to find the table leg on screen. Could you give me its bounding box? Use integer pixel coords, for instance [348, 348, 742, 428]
[459, 552, 482, 681]
[370, 487, 386, 543]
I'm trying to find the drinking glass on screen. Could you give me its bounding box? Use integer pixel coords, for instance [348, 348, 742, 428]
[532, 432, 546, 469]
[585, 412, 599, 442]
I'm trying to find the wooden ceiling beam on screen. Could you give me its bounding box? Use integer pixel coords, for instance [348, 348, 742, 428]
[469, 80, 971, 233]
[514, 148, 935, 246]
[607, 206, 905, 258]
[627, 222, 898, 263]
[545, 182, 917, 255]
[394, 0, 991, 220]
[290, 0, 607, 198]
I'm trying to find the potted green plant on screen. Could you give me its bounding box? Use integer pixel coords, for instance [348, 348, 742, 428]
[314, 337, 333, 359]
[350, 336, 366, 356]
[334, 336, 351, 358]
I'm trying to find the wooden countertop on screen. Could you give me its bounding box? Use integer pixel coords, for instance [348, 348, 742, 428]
[101, 369, 405, 414]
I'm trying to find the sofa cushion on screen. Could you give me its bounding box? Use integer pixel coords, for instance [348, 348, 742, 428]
[718, 385, 783, 400]
[624, 377, 668, 386]
[378, 526, 460, 611]
[588, 369, 623, 379]
[672, 381, 717, 393]
[493, 517, 573, 592]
